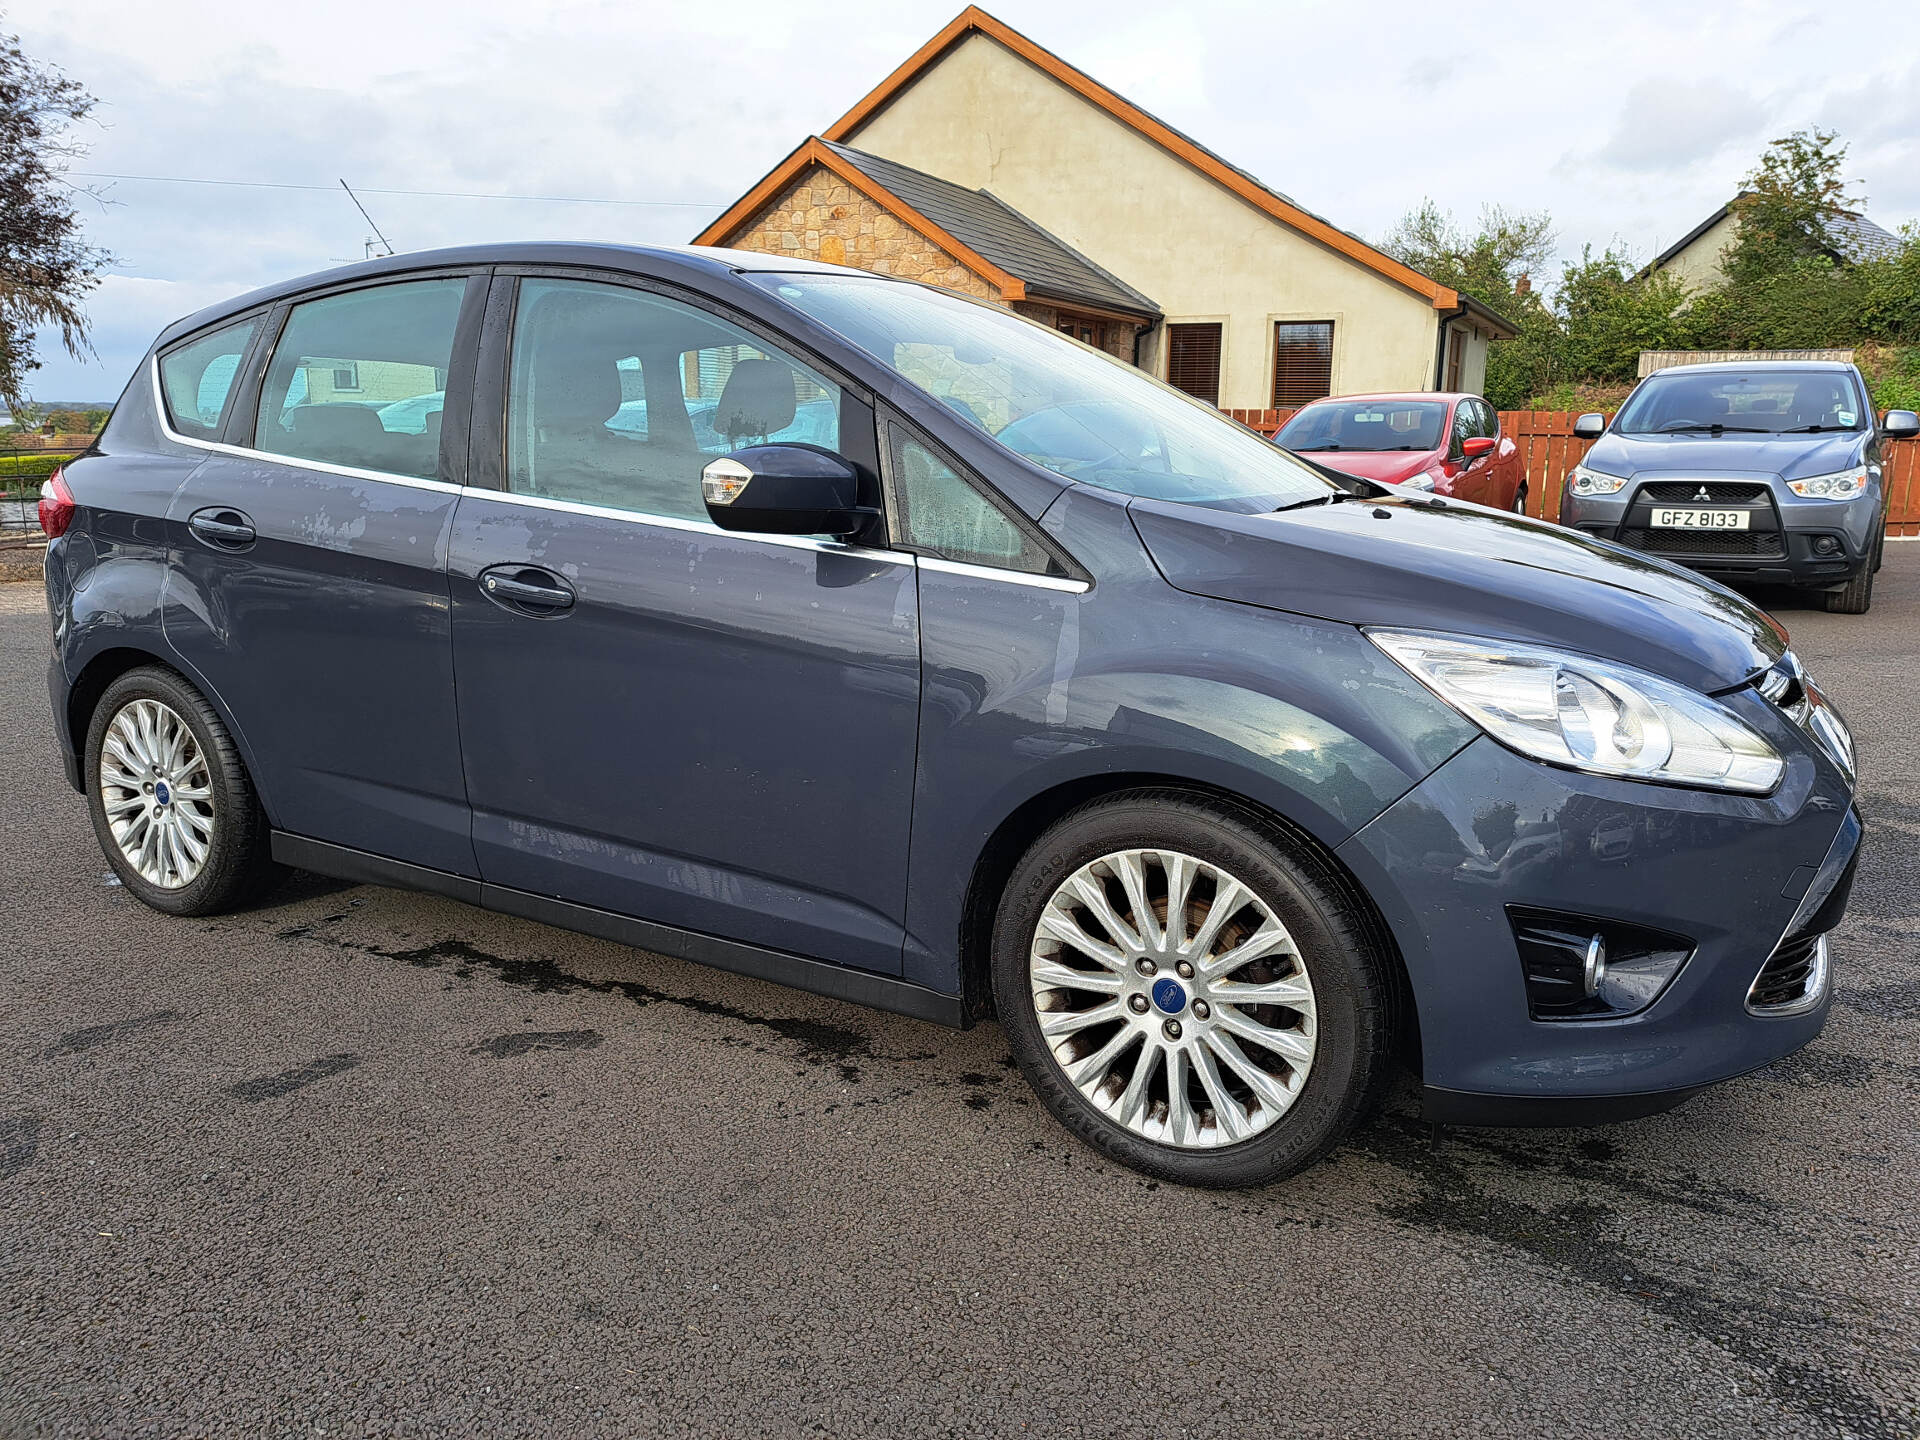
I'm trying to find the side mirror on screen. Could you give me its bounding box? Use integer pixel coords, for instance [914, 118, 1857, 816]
[1882, 409, 1920, 440]
[1461, 436, 1497, 459]
[701, 444, 873, 537]
[1572, 413, 1607, 441]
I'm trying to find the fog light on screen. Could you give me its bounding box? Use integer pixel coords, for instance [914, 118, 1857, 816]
[1510, 908, 1692, 1020]
[1811, 535, 1841, 556]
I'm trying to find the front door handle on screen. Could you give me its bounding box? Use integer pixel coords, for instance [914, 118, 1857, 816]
[188, 507, 256, 550]
[479, 566, 576, 615]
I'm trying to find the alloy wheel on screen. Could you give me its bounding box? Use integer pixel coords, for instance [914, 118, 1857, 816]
[1028, 848, 1317, 1149]
[98, 698, 216, 889]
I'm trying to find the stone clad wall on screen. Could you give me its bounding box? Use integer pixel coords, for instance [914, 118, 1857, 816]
[722, 165, 1000, 302]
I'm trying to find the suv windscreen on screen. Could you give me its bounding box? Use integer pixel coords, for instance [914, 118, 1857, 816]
[1613, 370, 1865, 435]
[751, 274, 1337, 513]
[1275, 400, 1447, 452]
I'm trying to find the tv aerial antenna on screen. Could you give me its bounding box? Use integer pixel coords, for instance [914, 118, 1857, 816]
[338, 179, 396, 258]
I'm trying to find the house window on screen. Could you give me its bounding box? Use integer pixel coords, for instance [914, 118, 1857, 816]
[1166, 323, 1222, 405]
[1272, 322, 1334, 407]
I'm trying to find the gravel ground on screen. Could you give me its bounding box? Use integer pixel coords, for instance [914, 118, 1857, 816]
[1, 551, 1916, 1440]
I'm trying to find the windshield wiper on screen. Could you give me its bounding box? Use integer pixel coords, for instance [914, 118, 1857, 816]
[1291, 443, 1341, 452]
[1653, 422, 1770, 434]
[1777, 424, 1851, 433]
[1271, 490, 1361, 514]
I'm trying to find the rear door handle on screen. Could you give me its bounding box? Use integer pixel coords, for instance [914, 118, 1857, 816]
[479, 565, 576, 615]
[188, 507, 256, 550]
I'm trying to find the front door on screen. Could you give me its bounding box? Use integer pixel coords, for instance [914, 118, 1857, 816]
[448, 275, 921, 974]
[161, 273, 484, 874]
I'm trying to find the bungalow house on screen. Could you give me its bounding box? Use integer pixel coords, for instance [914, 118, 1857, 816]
[695, 7, 1514, 412]
[1648, 195, 1904, 294]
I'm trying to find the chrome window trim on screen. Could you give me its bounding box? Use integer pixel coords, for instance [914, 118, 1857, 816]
[458, 484, 917, 565]
[150, 361, 462, 496]
[917, 555, 1090, 594]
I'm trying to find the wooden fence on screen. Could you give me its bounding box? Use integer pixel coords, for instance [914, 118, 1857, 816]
[1225, 407, 1920, 536]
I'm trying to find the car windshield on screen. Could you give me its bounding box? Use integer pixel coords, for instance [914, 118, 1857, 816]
[1275, 400, 1447, 452]
[750, 274, 1337, 512]
[1613, 370, 1864, 435]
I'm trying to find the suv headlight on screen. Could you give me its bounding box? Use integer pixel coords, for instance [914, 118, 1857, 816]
[1368, 630, 1784, 794]
[1786, 465, 1868, 500]
[1568, 464, 1628, 497]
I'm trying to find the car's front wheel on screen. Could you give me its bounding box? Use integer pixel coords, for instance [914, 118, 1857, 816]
[84, 666, 282, 916]
[1822, 559, 1874, 614]
[992, 791, 1397, 1187]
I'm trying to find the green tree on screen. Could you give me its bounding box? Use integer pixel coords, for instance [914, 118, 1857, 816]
[0, 20, 109, 415]
[1722, 128, 1858, 286]
[1555, 247, 1693, 382]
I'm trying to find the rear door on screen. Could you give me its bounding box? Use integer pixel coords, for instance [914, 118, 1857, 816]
[161, 272, 487, 874]
[446, 273, 921, 974]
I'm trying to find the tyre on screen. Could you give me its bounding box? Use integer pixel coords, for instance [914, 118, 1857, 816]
[1872, 524, 1885, 574]
[84, 666, 281, 916]
[1821, 561, 1873, 615]
[1511, 482, 1528, 515]
[991, 790, 1397, 1188]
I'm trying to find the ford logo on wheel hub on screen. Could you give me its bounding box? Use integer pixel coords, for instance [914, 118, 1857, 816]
[1150, 976, 1186, 1015]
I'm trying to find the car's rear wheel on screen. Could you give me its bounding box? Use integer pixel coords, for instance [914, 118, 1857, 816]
[1822, 559, 1874, 615]
[992, 790, 1396, 1188]
[85, 667, 281, 916]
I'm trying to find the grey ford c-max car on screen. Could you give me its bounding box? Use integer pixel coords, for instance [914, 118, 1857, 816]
[1560, 360, 1919, 614]
[41, 245, 1860, 1187]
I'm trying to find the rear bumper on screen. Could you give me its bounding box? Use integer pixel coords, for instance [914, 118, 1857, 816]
[1336, 722, 1858, 1121]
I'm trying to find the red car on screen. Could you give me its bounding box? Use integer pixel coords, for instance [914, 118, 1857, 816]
[1271, 392, 1529, 512]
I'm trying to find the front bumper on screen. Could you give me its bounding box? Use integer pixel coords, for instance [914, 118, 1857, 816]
[1562, 484, 1877, 588]
[1336, 704, 1858, 1123]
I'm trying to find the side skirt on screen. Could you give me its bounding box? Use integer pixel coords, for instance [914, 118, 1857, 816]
[270, 832, 969, 1029]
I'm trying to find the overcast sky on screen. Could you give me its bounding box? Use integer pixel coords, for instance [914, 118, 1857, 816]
[18, 0, 1920, 402]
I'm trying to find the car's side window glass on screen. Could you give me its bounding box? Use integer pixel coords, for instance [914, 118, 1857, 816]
[507, 278, 842, 522]
[253, 278, 466, 481]
[1479, 400, 1500, 438]
[1450, 401, 1474, 455]
[888, 431, 1061, 576]
[159, 318, 260, 439]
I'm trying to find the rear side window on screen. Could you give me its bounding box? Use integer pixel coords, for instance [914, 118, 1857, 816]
[888, 432, 1062, 576]
[253, 278, 467, 481]
[159, 318, 260, 439]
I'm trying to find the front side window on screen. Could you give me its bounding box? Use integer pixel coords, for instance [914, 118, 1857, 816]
[888, 432, 1061, 576]
[1274, 400, 1448, 453]
[159, 318, 260, 439]
[507, 278, 842, 522]
[752, 275, 1336, 514]
[255, 278, 467, 480]
[1612, 370, 1865, 435]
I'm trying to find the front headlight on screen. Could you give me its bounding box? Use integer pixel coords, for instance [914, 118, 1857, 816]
[1786, 465, 1868, 500]
[1568, 464, 1628, 497]
[1368, 630, 1784, 794]
[1399, 472, 1436, 492]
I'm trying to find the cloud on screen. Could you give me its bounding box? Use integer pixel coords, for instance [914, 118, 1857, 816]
[1585, 78, 1768, 174]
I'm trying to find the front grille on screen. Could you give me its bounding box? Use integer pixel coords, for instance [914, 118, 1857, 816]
[1748, 932, 1828, 1013]
[1640, 481, 1770, 503]
[1618, 527, 1786, 557]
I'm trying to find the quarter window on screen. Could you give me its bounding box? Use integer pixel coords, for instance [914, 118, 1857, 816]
[159, 318, 260, 439]
[506, 278, 842, 522]
[888, 431, 1061, 576]
[254, 278, 467, 481]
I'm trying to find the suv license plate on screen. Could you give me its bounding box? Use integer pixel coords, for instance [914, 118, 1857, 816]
[1650, 508, 1750, 530]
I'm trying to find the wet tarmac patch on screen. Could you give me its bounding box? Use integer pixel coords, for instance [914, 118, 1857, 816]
[470, 1030, 603, 1059]
[40, 1009, 180, 1059]
[227, 1053, 360, 1103]
[1356, 1114, 1902, 1437]
[0, 1113, 42, 1181]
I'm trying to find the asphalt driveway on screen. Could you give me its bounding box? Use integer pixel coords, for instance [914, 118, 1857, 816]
[2, 551, 1917, 1439]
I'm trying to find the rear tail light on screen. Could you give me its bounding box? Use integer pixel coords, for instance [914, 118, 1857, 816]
[38, 468, 75, 539]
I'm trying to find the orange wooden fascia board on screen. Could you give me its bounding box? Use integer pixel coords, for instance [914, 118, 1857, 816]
[825, 7, 1457, 309]
[698, 138, 1026, 302]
